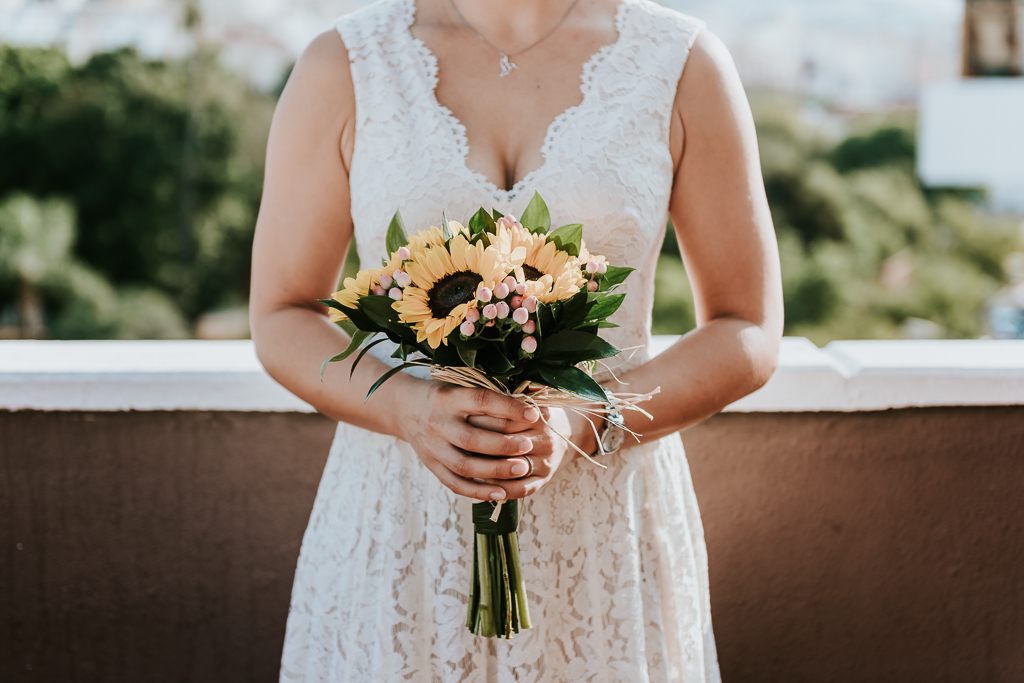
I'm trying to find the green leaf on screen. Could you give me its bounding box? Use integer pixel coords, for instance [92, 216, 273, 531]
[350, 337, 388, 380]
[546, 223, 583, 257]
[555, 288, 591, 329]
[442, 209, 453, 241]
[537, 330, 620, 363]
[319, 329, 374, 380]
[317, 297, 344, 312]
[385, 210, 409, 255]
[535, 302, 555, 337]
[319, 298, 380, 333]
[339, 329, 373, 361]
[492, 208, 505, 221]
[457, 346, 477, 368]
[599, 265, 635, 291]
[583, 293, 626, 321]
[432, 341, 464, 367]
[469, 207, 497, 236]
[479, 346, 515, 375]
[519, 192, 550, 234]
[531, 363, 608, 402]
[383, 320, 419, 344]
[366, 363, 418, 402]
[361, 294, 400, 326]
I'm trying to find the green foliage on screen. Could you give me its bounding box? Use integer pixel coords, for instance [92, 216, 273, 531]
[654, 97, 1023, 343]
[0, 45, 275, 336]
[830, 126, 916, 173]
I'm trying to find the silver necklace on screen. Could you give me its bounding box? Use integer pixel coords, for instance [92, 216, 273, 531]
[448, 0, 583, 78]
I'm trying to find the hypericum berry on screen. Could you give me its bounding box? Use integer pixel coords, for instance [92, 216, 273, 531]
[459, 320, 475, 336]
[495, 302, 510, 319]
[395, 246, 411, 260]
[482, 304, 498, 319]
[485, 320, 496, 327]
[522, 320, 536, 334]
[394, 270, 412, 287]
[586, 260, 600, 274]
[493, 282, 510, 299]
[515, 282, 528, 296]
[379, 272, 394, 289]
[510, 295, 524, 309]
[477, 286, 493, 302]
[512, 307, 529, 325]
[465, 306, 481, 323]
[496, 215, 520, 231]
[388, 287, 403, 301]
[521, 336, 538, 354]
[503, 275, 517, 289]
[372, 285, 386, 296]
[598, 261, 608, 274]
[523, 296, 538, 313]
[588, 280, 599, 292]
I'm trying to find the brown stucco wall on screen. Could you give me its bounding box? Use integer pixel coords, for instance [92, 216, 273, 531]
[1, 407, 1022, 682]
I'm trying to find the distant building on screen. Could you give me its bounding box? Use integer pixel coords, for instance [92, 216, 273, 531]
[918, 0, 1024, 212]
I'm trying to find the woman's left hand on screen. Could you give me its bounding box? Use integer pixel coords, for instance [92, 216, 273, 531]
[467, 408, 598, 499]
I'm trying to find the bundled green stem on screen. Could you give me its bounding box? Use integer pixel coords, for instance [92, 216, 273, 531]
[466, 500, 531, 638]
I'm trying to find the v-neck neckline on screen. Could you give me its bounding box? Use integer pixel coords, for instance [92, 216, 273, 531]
[402, 0, 631, 204]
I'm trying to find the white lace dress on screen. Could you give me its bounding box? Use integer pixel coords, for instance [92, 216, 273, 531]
[280, 0, 720, 680]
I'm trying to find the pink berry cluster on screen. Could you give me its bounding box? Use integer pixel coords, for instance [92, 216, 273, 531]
[371, 246, 413, 301]
[584, 257, 609, 292]
[459, 274, 541, 355]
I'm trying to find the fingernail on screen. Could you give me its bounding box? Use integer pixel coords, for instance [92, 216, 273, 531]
[511, 461, 528, 476]
[524, 407, 540, 421]
[518, 438, 532, 452]
[491, 490, 506, 500]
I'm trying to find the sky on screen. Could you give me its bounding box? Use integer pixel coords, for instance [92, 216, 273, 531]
[0, 0, 966, 108]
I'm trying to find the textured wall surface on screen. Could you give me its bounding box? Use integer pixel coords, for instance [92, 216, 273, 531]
[2, 407, 1023, 683]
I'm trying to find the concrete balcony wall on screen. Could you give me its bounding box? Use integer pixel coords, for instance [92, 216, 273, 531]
[2, 338, 1023, 683]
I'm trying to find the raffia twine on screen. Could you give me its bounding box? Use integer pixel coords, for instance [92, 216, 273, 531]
[401, 357, 661, 522]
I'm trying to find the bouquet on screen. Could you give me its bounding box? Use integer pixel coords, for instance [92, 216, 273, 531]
[319, 193, 656, 638]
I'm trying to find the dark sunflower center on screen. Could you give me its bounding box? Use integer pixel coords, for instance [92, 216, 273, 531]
[428, 271, 483, 319]
[521, 264, 545, 281]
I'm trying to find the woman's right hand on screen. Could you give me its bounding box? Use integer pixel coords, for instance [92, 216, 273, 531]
[393, 378, 541, 502]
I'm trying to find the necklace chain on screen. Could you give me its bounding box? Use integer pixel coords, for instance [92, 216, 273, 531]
[448, 0, 583, 77]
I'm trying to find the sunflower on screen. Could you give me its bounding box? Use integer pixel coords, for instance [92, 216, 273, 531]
[578, 240, 609, 271]
[406, 221, 470, 257]
[328, 267, 382, 322]
[495, 225, 586, 303]
[393, 233, 523, 348]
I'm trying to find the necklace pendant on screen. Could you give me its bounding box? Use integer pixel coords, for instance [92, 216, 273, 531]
[498, 54, 519, 78]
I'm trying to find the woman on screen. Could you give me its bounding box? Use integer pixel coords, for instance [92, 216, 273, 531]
[250, 0, 783, 679]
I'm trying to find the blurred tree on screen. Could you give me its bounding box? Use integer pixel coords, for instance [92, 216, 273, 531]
[0, 193, 76, 337]
[0, 192, 190, 339]
[0, 45, 273, 329]
[653, 96, 1024, 343]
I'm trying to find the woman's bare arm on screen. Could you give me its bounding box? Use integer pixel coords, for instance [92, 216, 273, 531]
[610, 29, 784, 444]
[249, 31, 539, 501]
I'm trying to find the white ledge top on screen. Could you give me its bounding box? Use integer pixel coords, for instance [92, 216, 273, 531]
[1, 337, 1022, 413]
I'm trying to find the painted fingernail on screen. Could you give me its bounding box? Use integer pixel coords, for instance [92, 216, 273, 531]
[511, 461, 528, 476]
[491, 490, 506, 500]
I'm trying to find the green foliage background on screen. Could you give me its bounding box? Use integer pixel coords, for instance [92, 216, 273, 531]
[1, 45, 1020, 342]
[0, 45, 274, 338]
[654, 96, 1023, 343]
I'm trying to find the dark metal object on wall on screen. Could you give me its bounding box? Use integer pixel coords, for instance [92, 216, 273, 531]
[964, 0, 1024, 76]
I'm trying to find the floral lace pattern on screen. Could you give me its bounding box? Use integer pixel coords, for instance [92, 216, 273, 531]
[280, 0, 719, 680]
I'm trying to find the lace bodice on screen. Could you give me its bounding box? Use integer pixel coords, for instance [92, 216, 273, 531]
[338, 0, 704, 374]
[279, 3, 719, 682]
